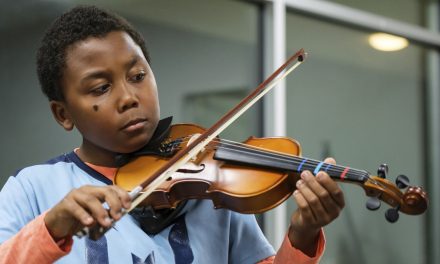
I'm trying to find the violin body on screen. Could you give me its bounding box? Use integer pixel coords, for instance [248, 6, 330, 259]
[115, 123, 303, 214]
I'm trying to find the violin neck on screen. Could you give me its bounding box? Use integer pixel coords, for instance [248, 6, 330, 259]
[213, 142, 370, 184]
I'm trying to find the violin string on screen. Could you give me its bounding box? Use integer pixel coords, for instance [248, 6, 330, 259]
[218, 140, 367, 177]
[216, 140, 388, 189]
[215, 139, 388, 187]
[217, 139, 387, 189]
[176, 136, 361, 175]
[175, 136, 372, 179]
[174, 136, 387, 188]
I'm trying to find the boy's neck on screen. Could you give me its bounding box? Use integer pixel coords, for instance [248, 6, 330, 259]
[77, 141, 118, 168]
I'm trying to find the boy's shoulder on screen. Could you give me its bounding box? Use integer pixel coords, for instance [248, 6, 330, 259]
[12, 151, 111, 186]
[13, 152, 75, 177]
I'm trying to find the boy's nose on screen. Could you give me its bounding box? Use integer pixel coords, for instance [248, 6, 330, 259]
[117, 83, 139, 112]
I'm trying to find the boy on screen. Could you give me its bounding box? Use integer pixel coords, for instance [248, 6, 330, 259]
[0, 5, 344, 263]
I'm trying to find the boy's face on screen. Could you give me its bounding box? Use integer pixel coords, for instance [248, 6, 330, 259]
[54, 31, 160, 156]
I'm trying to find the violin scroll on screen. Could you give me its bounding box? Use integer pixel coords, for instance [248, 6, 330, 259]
[402, 186, 428, 214]
[362, 166, 428, 223]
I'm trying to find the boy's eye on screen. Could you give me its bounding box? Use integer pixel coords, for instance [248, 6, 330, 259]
[92, 84, 111, 95]
[131, 72, 146, 82]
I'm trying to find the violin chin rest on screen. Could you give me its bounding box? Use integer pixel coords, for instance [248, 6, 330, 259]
[129, 200, 187, 235]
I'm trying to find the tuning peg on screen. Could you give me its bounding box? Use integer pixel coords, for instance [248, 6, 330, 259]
[385, 207, 400, 223]
[377, 163, 389, 178]
[395, 174, 410, 189]
[366, 197, 381, 211]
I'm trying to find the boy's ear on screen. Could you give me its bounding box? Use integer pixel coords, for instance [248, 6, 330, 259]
[50, 101, 74, 131]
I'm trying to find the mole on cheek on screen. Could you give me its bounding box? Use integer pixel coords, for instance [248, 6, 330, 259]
[93, 105, 99, 111]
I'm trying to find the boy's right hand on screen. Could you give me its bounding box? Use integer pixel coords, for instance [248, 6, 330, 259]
[44, 185, 131, 241]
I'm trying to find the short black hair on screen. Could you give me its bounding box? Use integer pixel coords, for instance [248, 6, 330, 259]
[36, 5, 150, 101]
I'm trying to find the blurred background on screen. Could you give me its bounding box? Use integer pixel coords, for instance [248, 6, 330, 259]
[0, 0, 438, 263]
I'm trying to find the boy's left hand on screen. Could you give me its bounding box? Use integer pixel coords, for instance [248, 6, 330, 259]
[289, 157, 345, 256]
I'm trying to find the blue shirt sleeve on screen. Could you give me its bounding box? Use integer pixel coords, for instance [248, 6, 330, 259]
[0, 174, 38, 243]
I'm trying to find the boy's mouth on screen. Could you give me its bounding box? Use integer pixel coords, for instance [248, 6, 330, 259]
[121, 118, 148, 132]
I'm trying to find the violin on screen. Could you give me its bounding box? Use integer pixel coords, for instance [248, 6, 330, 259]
[115, 122, 428, 218]
[77, 49, 428, 240]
